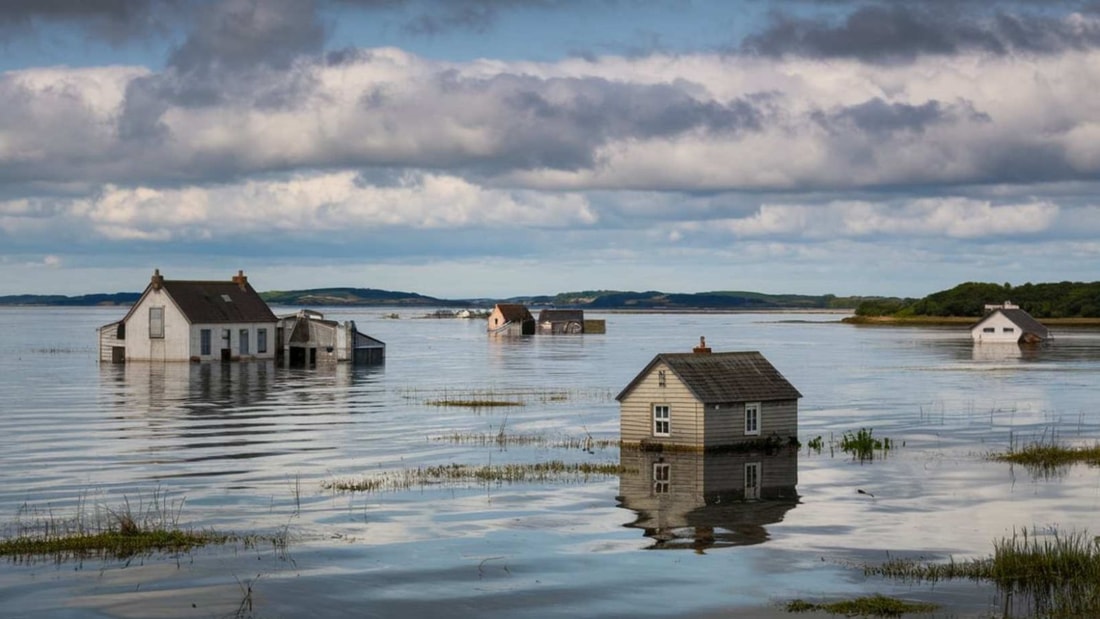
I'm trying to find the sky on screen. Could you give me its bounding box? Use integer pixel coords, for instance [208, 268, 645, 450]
[2, 0, 1100, 299]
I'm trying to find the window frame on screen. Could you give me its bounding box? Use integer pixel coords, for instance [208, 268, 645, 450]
[200, 329, 211, 355]
[744, 402, 761, 436]
[257, 328, 267, 354]
[148, 307, 164, 339]
[982, 327, 995, 333]
[653, 404, 671, 437]
[652, 462, 670, 495]
[239, 328, 250, 355]
[1002, 327, 1015, 333]
[744, 462, 760, 500]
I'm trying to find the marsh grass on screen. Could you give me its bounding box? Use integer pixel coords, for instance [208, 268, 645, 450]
[840, 428, 893, 462]
[432, 432, 620, 451]
[322, 460, 631, 493]
[0, 491, 287, 564]
[400, 386, 614, 409]
[991, 441, 1100, 476]
[866, 528, 1100, 617]
[785, 594, 938, 616]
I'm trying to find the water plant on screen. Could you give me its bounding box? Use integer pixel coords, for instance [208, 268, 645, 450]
[431, 431, 620, 451]
[322, 460, 631, 492]
[840, 428, 892, 463]
[866, 527, 1100, 617]
[785, 594, 938, 616]
[991, 440, 1100, 476]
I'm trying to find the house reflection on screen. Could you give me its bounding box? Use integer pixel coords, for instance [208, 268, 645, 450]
[617, 449, 799, 552]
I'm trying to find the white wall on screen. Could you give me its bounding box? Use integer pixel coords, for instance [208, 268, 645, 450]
[971, 311, 1022, 343]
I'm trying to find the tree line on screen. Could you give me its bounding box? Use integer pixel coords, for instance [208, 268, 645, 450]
[855, 281, 1100, 318]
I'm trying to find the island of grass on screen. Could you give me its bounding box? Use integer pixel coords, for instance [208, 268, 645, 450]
[786, 594, 938, 617]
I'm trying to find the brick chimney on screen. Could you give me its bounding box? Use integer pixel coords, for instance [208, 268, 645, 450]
[693, 336, 711, 354]
[151, 268, 164, 291]
[232, 269, 248, 290]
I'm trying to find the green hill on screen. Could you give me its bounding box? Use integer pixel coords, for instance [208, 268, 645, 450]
[855, 281, 1100, 318]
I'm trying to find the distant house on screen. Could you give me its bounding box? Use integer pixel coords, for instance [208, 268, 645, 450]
[616, 338, 802, 451]
[537, 309, 585, 334]
[617, 449, 798, 551]
[98, 269, 278, 363]
[276, 309, 385, 366]
[487, 303, 535, 335]
[971, 301, 1049, 344]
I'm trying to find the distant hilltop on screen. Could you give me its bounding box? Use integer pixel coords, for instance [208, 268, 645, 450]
[0, 287, 863, 310]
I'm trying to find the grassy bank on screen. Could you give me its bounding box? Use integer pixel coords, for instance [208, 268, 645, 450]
[843, 315, 1100, 327]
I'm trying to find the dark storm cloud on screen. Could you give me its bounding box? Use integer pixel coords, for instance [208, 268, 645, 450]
[817, 98, 990, 135]
[741, 4, 1100, 60]
[0, 0, 187, 44]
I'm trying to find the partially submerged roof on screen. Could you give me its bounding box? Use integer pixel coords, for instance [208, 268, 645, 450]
[494, 303, 533, 322]
[538, 309, 584, 322]
[975, 307, 1049, 338]
[616, 350, 802, 404]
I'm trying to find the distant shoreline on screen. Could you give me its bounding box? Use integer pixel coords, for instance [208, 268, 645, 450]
[842, 315, 1100, 327]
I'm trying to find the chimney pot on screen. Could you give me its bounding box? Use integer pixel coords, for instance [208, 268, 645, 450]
[693, 336, 711, 354]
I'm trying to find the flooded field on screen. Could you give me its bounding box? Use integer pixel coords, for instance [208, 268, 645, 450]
[1, 306, 1099, 617]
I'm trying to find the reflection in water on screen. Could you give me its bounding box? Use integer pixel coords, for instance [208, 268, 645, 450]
[617, 449, 799, 552]
[96, 361, 384, 478]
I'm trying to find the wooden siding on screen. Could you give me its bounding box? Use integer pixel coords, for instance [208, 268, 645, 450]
[703, 399, 798, 448]
[97, 322, 124, 362]
[620, 361, 704, 448]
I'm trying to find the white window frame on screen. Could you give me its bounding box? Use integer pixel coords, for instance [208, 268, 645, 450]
[1002, 327, 1015, 333]
[744, 462, 760, 500]
[982, 327, 995, 333]
[148, 307, 164, 339]
[744, 402, 761, 436]
[653, 404, 670, 437]
[653, 462, 670, 495]
[239, 328, 250, 355]
[200, 329, 212, 355]
[257, 328, 267, 354]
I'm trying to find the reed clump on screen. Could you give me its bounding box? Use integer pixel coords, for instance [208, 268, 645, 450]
[322, 460, 631, 493]
[991, 441, 1100, 475]
[0, 492, 240, 562]
[866, 528, 1100, 617]
[840, 428, 892, 462]
[432, 432, 619, 451]
[786, 594, 938, 616]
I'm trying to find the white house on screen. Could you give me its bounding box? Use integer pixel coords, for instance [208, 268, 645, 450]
[98, 269, 278, 363]
[970, 302, 1049, 344]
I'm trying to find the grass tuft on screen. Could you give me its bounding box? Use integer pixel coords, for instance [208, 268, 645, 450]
[322, 460, 631, 493]
[785, 594, 938, 616]
[840, 428, 893, 463]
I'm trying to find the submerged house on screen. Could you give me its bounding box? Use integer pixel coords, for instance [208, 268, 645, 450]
[487, 303, 535, 335]
[537, 309, 585, 334]
[617, 449, 798, 551]
[971, 301, 1049, 344]
[276, 309, 385, 366]
[98, 269, 278, 363]
[616, 338, 801, 451]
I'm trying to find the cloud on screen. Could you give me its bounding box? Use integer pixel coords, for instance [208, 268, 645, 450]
[0, 0, 184, 44]
[740, 4, 1100, 61]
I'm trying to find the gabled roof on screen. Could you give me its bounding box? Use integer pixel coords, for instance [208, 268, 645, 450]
[160, 280, 277, 324]
[494, 303, 533, 322]
[538, 309, 584, 322]
[616, 351, 802, 404]
[975, 308, 1049, 338]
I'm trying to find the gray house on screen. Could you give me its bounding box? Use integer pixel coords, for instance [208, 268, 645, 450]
[537, 309, 585, 334]
[616, 338, 801, 451]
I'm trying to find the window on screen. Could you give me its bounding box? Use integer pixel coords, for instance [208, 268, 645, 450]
[653, 462, 670, 494]
[1003, 327, 1015, 333]
[257, 328, 267, 354]
[657, 370, 666, 387]
[239, 329, 249, 355]
[745, 402, 760, 436]
[983, 327, 995, 333]
[148, 307, 164, 338]
[200, 329, 211, 355]
[653, 405, 670, 437]
[744, 462, 760, 500]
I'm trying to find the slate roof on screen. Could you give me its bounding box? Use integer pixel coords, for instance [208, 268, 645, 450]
[494, 303, 533, 322]
[158, 280, 277, 324]
[981, 308, 1049, 339]
[616, 351, 802, 404]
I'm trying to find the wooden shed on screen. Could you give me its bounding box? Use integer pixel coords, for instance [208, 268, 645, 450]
[277, 309, 385, 366]
[616, 337, 801, 451]
[537, 309, 584, 334]
[617, 449, 798, 551]
[487, 303, 535, 335]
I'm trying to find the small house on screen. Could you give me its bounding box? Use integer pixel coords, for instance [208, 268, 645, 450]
[98, 269, 278, 363]
[616, 337, 801, 450]
[276, 309, 385, 366]
[487, 303, 535, 335]
[537, 309, 584, 334]
[617, 450, 798, 551]
[971, 301, 1049, 344]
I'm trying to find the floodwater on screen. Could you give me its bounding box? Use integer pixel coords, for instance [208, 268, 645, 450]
[1, 307, 1099, 618]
